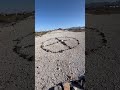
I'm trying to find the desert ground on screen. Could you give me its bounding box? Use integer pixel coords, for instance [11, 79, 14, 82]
[0, 15, 34, 89]
[1, 12, 120, 90]
[35, 30, 85, 90]
[86, 14, 120, 90]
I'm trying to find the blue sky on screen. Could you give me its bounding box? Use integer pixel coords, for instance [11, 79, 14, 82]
[35, 0, 85, 31]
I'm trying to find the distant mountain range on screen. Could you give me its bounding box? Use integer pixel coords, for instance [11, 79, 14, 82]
[56, 27, 85, 30]
[86, 0, 120, 8]
[67, 27, 85, 30]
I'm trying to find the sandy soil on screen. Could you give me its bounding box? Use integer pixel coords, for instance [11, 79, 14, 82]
[86, 14, 120, 90]
[0, 16, 34, 89]
[35, 30, 85, 90]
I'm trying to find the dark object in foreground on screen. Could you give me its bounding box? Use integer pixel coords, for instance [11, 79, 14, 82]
[49, 75, 85, 90]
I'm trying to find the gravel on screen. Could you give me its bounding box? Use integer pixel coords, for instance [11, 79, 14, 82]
[86, 14, 120, 90]
[35, 30, 85, 90]
[0, 16, 34, 89]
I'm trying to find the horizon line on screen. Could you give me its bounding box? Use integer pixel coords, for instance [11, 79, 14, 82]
[35, 26, 85, 31]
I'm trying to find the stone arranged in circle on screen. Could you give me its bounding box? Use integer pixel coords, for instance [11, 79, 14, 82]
[85, 27, 107, 55]
[13, 32, 34, 61]
[41, 37, 80, 53]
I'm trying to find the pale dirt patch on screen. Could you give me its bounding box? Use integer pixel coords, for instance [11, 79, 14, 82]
[35, 30, 85, 90]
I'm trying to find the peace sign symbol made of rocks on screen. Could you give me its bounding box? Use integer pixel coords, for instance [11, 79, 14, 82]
[13, 32, 34, 61]
[41, 37, 80, 53]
